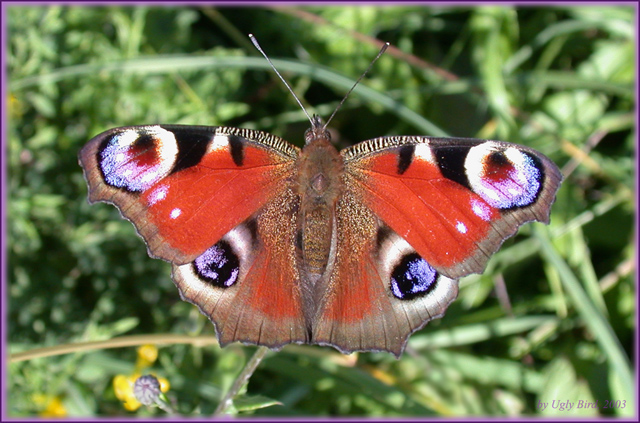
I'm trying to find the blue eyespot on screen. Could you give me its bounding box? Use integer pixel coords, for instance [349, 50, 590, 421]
[390, 253, 437, 300]
[193, 241, 240, 288]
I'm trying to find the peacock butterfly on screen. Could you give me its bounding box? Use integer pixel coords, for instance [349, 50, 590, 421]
[79, 42, 562, 357]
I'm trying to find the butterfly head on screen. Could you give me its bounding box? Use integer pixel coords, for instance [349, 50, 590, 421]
[304, 115, 331, 145]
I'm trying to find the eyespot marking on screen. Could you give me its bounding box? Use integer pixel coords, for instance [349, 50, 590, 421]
[466, 143, 543, 209]
[99, 126, 178, 192]
[390, 253, 438, 300]
[193, 241, 240, 288]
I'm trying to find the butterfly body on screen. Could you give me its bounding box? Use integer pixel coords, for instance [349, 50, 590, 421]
[296, 119, 342, 283]
[80, 118, 561, 356]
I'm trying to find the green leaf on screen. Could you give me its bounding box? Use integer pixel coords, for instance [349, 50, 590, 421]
[538, 357, 597, 416]
[232, 394, 282, 412]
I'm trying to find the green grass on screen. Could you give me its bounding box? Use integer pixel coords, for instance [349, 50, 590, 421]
[7, 4, 636, 418]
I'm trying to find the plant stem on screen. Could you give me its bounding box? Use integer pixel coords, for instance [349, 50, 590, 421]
[214, 346, 270, 416]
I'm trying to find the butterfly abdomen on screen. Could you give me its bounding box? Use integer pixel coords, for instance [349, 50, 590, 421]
[296, 134, 344, 283]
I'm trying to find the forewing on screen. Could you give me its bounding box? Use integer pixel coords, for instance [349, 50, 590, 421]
[341, 136, 562, 278]
[79, 125, 300, 264]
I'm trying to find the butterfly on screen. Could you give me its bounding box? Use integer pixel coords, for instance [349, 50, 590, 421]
[79, 112, 562, 357]
[79, 37, 561, 357]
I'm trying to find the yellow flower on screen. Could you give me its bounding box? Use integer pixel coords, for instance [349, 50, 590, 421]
[113, 374, 142, 411]
[158, 376, 170, 393]
[33, 394, 67, 417]
[135, 344, 158, 370]
[9, 93, 25, 120]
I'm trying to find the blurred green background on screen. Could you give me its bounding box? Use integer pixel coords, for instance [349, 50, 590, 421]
[7, 4, 635, 417]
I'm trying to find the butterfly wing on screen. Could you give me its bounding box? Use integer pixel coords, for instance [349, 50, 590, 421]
[79, 125, 309, 347]
[79, 125, 299, 264]
[342, 136, 563, 278]
[311, 136, 561, 356]
[311, 187, 459, 356]
[172, 186, 310, 348]
[80, 125, 562, 356]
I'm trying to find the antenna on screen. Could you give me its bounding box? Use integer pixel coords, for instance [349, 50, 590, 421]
[323, 42, 389, 129]
[249, 34, 389, 129]
[249, 34, 314, 125]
